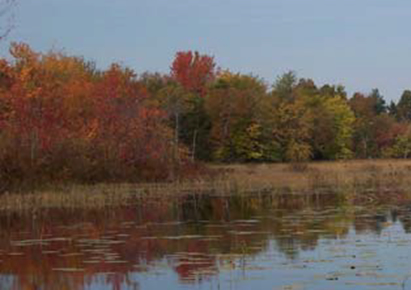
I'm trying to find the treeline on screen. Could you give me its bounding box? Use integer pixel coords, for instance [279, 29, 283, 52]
[151, 51, 411, 162]
[1, 43, 411, 188]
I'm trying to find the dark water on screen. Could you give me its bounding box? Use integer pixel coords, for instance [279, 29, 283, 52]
[1, 192, 411, 289]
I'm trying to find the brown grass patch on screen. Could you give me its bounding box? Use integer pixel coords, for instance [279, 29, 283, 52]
[2, 159, 411, 212]
[213, 159, 411, 193]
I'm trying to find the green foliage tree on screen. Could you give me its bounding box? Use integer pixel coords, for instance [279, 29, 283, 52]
[272, 101, 312, 162]
[206, 72, 274, 162]
[349, 92, 381, 158]
[387, 128, 411, 159]
[323, 96, 355, 159]
[272, 71, 298, 101]
[319, 84, 347, 99]
[397, 90, 411, 121]
[388, 100, 398, 118]
[369, 88, 386, 114]
[303, 95, 354, 160]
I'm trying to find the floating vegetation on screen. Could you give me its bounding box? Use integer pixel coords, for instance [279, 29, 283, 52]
[141, 235, 206, 240]
[0, 190, 411, 289]
[52, 268, 85, 272]
[59, 253, 84, 257]
[7, 252, 24, 256]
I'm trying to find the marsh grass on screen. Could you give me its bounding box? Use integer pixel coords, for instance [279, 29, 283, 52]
[2, 159, 411, 212]
[0, 180, 240, 212]
[215, 159, 411, 194]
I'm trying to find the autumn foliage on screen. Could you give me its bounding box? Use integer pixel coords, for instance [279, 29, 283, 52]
[1, 43, 411, 190]
[171, 51, 215, 97]
[0, 43, 180, 190]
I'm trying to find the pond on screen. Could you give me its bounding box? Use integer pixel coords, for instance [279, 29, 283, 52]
[1, 191, 411, 289]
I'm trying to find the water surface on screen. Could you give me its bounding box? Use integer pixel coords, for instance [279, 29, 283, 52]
[1, 192, 411, 289]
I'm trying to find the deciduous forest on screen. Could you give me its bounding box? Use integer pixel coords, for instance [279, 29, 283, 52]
[1, 43, 411, 189]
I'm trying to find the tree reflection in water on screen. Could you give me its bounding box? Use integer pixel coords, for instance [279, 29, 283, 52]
[0, 190, 409, 289]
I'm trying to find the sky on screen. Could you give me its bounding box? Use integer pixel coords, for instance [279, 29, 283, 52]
[2, 0, 411, 101]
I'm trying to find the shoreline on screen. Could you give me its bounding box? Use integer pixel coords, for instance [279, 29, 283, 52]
[2, 159, 411, 212]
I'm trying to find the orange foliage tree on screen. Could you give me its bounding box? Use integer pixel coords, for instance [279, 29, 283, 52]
[0, 43, 180, 190]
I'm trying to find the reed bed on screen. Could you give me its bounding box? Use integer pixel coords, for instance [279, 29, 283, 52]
[0, 180, 242, 212]
[2, 159, 411, 212]
[217, 159, 411, 193]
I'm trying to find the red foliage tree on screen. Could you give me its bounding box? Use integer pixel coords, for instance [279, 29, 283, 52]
[171, 51, 216, 97]
[0, 43, 181, 189]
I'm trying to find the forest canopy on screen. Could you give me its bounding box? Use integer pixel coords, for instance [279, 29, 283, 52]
[0, 43, 410, 189]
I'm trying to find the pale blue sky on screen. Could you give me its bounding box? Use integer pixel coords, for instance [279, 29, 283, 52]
[3, 0, 411, 101]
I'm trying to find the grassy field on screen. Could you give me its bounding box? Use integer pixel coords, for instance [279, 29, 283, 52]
[1, 159, 411, 212]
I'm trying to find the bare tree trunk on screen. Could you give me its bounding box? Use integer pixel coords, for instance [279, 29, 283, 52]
[191, 129, 197, 163]
[363, 137, 368, 158]
[169, 112, 180, 181]
[30, 129, 38, 168]
[174, 112, 179, 163]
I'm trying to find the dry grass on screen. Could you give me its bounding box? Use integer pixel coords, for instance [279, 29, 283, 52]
[214, 159, 411, 193]
[0, 180, 237, 212]
[2, 159, 411, 212]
